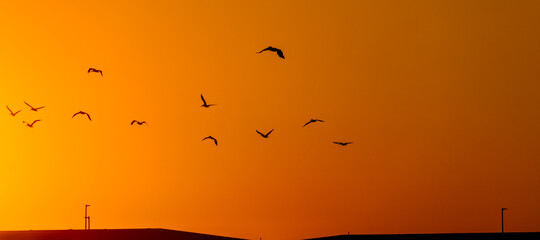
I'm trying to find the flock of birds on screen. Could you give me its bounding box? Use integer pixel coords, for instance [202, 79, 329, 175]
[6, 46, 353, 147]
[7, 101, 145, 128]
[199, 91, 353, 146]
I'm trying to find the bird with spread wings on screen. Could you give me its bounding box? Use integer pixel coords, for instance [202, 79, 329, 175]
[24, 101, 45, 111]
[131, 120, 148, 126]
[23, 120, 41, 128]
[303, 119, 324, 127]
[200, 94, 216, 108]
[72, 111, 92, 121]
[6, 105, 22, 116]
[88, 68, 103, 76]
[256, 129, 274, 138]
[202, 136, 218, 146]
[257, 46, 285, 59]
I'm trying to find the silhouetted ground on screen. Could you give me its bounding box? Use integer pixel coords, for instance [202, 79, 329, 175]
[0, 228, 245, 240]
[306, 232, 540, 240]
[2, 229, 539, 240]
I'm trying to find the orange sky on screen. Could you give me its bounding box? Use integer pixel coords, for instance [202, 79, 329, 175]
[1, 0, 539, 239]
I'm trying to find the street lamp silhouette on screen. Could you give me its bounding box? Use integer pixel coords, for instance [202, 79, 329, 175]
[85, 204, 91, 230]
[501, 208, 508, 233]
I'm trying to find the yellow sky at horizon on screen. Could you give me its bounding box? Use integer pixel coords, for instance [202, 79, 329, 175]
[1, 1, 540, 239]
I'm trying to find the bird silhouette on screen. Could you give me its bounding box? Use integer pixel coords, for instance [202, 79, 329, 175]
[202, 136, 218, 146]
[333, 141, 353, 146]
[200, 94, 216, 108]
[256, 129, 274, 138]
[23, 120, 41, 128]
[72, 111, 92, 121]
[6, 105, 22, 116]
[303, 119, 324, 127]
[131, 120, 148, 126]
[257, 46, 285, 59]
[24, 101, 45, 111]
[88, 68, 103, 76]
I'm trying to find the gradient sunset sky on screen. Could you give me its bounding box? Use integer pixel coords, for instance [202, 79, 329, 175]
[1, 1, 539, 240]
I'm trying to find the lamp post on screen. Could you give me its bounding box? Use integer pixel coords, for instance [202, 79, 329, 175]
[501, 208, 507, 233]
[85, 204, 91, 230]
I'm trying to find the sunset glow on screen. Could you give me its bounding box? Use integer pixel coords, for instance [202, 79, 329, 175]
[1, 1, 539, 240]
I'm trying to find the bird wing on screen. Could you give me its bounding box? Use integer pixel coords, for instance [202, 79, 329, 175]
[6, 106, 13, 114]
[258, 46, 273, 53]
[267, 129, 274, 136]
[316, 119, 324, 122]
[99, 70, 103, 76]
[202, 136, 210, 141]
[24, 101, 33, 108]
[72, 112, 80, 118]
[303, 121, 312, 127]
[85, 112, 92, 121]
[35, 106, 45, 110]
[32, 119, 41, 125]
[333, 142, 342, 145]
[131, 120, 137, 125]
[276, 49, 285, 59]
[256, 130, 264, 136]
[213, 138, 218, 146]
[201, 94, 207, 105]
[88, 68, 93, 73]
[142, 121, 148, 125]
[14, 110, 21, 115]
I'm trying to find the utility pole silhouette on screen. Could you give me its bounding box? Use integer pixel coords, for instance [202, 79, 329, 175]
[501, 208, 507, 233]
[85, 204, 91, 230]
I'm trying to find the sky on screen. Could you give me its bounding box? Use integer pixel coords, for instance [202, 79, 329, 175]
[0, 0, 539, 239]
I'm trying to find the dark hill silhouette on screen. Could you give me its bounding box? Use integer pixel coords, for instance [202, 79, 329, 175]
[306, 232, 540, 240]
[0, 228, 245, 240]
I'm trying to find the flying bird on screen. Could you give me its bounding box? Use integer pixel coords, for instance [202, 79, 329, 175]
[72, 111, 92, 121]
[202, 136, 218, 146]
[131, 120, 148, 126]
[257, 46, 285, 59]
[23, 120, 41, 128]
[303, 119, 324, 127]
[88, 68, 103, 76]
[6, 105, 22, 116]
[200, 94, 216, 108]
[256, 129, 274, 138]
[333, 141, 353, 146]
[24, 101, 45, 111]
